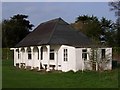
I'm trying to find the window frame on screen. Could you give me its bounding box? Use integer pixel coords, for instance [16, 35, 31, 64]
[63, 49, 68, 62]
[82, 49, 87, 60]
[101, 49, 105, 60]
[50, 49, 54, 60]
[28, 50, 32, 60]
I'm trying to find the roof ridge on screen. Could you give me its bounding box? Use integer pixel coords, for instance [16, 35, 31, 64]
[41, 17, 61, 24]
[15, 18, 93, 47]
[47, 18, 60, 44]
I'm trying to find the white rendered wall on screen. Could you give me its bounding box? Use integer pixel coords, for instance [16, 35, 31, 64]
[96, 48, 112, 70]
[15, 49, 19, 65]
[13, 49, 17, 66]
[75, 48, 92, 71]
[11, 46, 112, 71]
[60, 45, 76, 72]
[10, 48, 18, 66]
[42, 46, 47, 65]
[40, 45, 61, 69]
[103, 48, 112, 70]
[33, 48, 39, 68]
[22, 50, 25, 63]
[27, 59, 32, 67]
[75, 48, 83, 71]
[57, 46, 62, 70]
[83, 48, 92, 70]
[50, 45, 61, 70]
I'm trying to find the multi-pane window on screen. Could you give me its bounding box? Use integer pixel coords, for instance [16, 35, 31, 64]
[64, 49, 68, 61]
[28, 50, 32, 59]
[50, 49, 54, 60]
[82, 49, 87, 60]
[101, 49, 105, 59]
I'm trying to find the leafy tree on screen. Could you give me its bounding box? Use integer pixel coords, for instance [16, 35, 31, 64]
[75, 15, 91, 23]
[0, 22, 2, 47]
[75, 15, 98, 23]
[72, 15, 116, 46]
[109, 1, 120, 47]
[2, 14, 34, 48]
[100, 17, 116, 46]
[73, 15, 102, 43]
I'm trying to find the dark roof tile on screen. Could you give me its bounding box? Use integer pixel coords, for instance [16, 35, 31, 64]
[15, 18, 93, 47]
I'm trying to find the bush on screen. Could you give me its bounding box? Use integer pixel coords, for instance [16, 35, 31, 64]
[112, 60, 118, 69]
[113, 47, 120, 54]
[117, 62, 120, 68]
[2, 48, 13, 60]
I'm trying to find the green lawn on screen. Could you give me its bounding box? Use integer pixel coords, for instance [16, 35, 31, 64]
[2, 59, 118, 88]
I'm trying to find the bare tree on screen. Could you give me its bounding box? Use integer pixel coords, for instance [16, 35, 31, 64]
[87, 48, 111, 71]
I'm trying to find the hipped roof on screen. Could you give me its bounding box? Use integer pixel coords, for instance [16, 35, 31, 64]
[15, 18, 93, 48]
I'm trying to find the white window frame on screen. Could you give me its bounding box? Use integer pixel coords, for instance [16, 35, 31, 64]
[63, 49, 68, 61]
[82, 49, 87, 60]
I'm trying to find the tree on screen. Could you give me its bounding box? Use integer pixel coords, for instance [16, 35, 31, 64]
[2, 14, 34, 48]
[72, 15, 116, 46]
[100, 17, 116, 46]
[0, 22, 2, 47]
[87, 48, 111, 71]
[109, 1, 120, 47]
[73, 15, 102, 43]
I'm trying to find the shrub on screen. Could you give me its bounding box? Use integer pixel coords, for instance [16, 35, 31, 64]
[2, 48, 13, 60]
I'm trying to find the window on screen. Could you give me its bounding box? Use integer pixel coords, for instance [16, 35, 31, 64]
[28, 50, 32, 59]
[41, 47, 43, 60]
[16, 49, 20, 59]
[50, 49, 54, 60]
[82, 49, 87, 60]
[101, 49, 105, 59]
[64, 49, 68, 61]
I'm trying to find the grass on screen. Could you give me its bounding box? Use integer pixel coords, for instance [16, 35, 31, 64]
[2, 59, 119, 88]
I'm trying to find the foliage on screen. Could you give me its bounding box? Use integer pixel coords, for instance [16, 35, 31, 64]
[109, 1, 120, 17]
[75, 15, 99, 23]
[2, 59, 118, 88]
[2, 48, 13, 60]
[100, 17, 117, 46]
[109, 1, 120, 47]
[2, 14, 34, 48]
[73, 15, 101, 42]
[72, 15, 116, 47]
[0, 22, 1, 47]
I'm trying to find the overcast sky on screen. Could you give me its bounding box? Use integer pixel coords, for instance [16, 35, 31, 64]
[2, 2, 116, 30]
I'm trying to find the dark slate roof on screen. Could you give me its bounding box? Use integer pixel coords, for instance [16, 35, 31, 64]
[15, 18, 93, 48]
